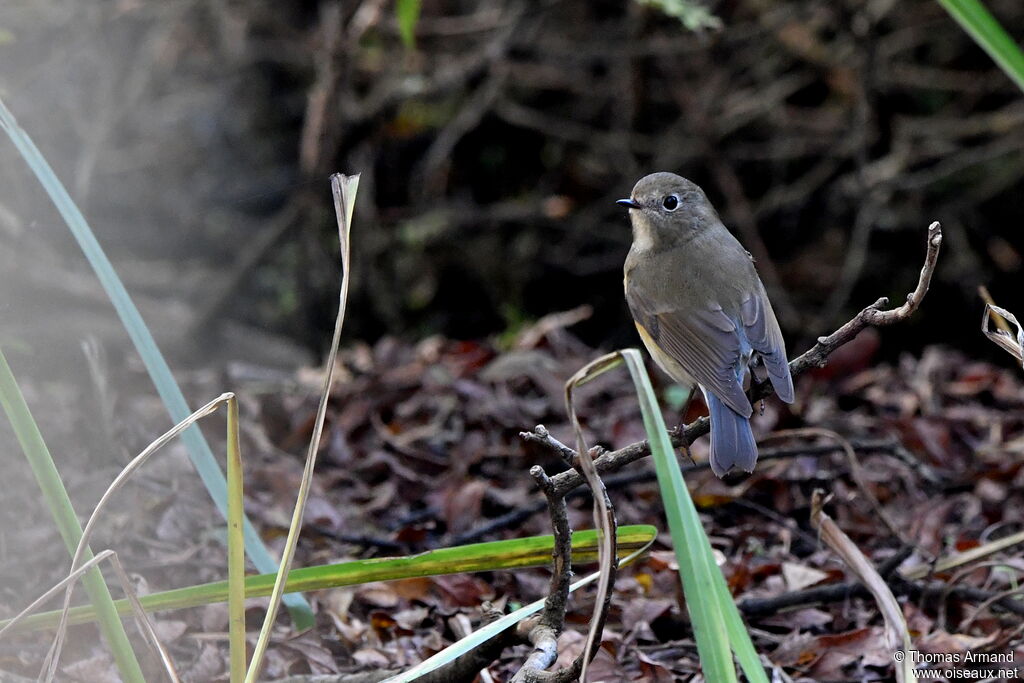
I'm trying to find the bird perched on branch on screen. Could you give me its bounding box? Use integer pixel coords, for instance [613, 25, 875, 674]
[618, 172, 794, 477]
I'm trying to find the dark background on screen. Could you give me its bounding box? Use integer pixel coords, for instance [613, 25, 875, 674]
[1, 0, 1023, 370]
[2, 3, 1024, 678]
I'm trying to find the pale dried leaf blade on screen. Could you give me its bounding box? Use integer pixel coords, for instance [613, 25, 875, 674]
[982, 304, 1024, 366]
[902, 529, 1024, 580]
[566, 353, 624, 390]
[45, 394, 234, 681]
[564, 350, 622, 681]
[2, 550, 180, 683]
[331, 173, 360, 254]
[246, 174, 358, 682]
[811, 492, 916, 683]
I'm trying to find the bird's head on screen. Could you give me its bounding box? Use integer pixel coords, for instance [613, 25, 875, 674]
[617, 172, 716, 250]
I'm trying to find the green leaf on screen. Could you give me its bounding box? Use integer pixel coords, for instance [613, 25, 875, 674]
[387, 544, 653, 683]
[2, 526, 657, 634]
[935, 0, 1024, 93]
[397, 0, 421, 48]
[621, 349, 767, 682]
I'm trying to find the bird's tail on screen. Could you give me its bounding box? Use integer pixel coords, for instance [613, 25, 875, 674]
[706, 392, 758, 477]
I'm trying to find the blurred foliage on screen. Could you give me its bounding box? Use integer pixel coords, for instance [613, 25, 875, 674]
[935, 0, 1024, 92]
[1, 0, 1023, 364]
[636, 0, 721, 31]
[396, 0, 422, 49]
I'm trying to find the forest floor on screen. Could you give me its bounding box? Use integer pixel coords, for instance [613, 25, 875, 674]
[3, 305, 1024, 681]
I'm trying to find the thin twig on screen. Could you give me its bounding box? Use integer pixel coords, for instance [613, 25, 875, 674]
[459, 438, 900, 547]
[512, 468, 573, 682]
[528, 221, 942, 499]
[738, 575, 1024, 621]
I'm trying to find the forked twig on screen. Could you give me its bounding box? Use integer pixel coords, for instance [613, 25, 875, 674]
[512, 469, 572, 681]
[506, 221, 942, 681]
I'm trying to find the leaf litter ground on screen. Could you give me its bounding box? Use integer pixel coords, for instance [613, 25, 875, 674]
[2, 320, 1024, 681]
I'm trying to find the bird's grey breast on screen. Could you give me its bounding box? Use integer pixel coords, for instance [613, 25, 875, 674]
[627, 231, 753, 316]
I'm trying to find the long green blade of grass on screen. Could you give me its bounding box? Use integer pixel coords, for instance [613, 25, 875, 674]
[396, 0, 421, 48]
[3, 526, 658, 634]
[622, 349, 768, 682]
[225, 397, 246, 682]
[712, 560, 769, 679]
[0, 348, 145, 682]
[935, 0, 1024, 92]
[0, 95, 312, 626]
[620, 351, 735, 681]
[386, 543, 654, 683]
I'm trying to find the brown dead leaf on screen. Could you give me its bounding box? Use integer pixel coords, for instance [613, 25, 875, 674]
[815, 628, 893, 676]
[430, 574, 494, 607]
[280, 632, 341, 674]
[762, 607, 834, 630]
[918, 629, 998, 655]
[636, 648, 685, 682]
[392, 606, 430, 630]
[391, 577, 433, 601]
[352, 647, 392, 668]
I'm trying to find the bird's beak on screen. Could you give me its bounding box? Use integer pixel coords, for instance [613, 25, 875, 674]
[617, 198, 640, 209]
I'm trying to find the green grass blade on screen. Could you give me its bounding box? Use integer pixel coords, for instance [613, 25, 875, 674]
[226, 397, 246, 681]
[0, 95, 313, 627]
[935, 0, 1024, 92]
[388, 572, 600, 683]
[712, 563, 769, 679]
[386, 545, 653, 683]
[622, 350, 767, 682]
[620, 351, 735, 681]
[396, 0, 421, 48]
[4, 526, 658, 634]
[0, 348, 145, 682]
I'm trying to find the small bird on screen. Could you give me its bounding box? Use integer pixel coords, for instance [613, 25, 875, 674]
[618, 172, 794, 477]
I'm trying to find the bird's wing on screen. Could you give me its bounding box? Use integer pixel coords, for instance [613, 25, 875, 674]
[740, 289, 794, 403]
[627, 287, 752, 418]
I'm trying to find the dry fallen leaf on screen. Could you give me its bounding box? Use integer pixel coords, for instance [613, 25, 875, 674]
[782, 562, 831, 592]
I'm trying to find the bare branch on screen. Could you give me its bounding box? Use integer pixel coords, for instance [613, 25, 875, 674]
[512, 467, 573, 681]
[530, 220, 943, 499]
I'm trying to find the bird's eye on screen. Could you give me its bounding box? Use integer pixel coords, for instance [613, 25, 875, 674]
[662, 194, 680, 211]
